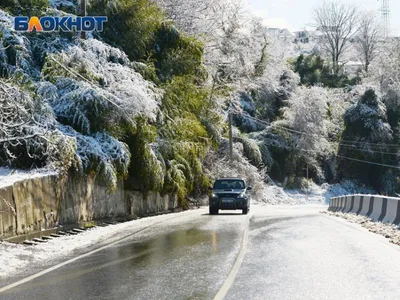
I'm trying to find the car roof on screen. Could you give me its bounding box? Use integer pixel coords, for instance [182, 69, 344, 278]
[215, 177, 244, 180]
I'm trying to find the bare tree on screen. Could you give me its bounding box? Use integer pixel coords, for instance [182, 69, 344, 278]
[313, 1, 359, 75]
[354, 12, 382, 73]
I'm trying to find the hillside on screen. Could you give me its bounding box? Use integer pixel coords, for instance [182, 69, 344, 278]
[2, 0, 400, 205]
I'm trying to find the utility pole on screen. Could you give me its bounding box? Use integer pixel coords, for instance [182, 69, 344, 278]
[228, 112, 233, 161]
[80, 0, 87, 39]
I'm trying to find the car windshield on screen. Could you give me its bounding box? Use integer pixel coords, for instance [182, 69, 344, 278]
[214, 180, 245, 189]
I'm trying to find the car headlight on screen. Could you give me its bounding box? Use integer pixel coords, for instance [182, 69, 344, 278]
[211, 193, 218, 198]
[238, 192, 247, 198]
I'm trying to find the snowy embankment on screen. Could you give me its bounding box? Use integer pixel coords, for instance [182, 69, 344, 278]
[0, 167, 57, 189]
[262, 180, 374, 205]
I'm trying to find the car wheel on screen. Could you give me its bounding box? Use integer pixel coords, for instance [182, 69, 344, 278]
[209, 208, 218, 215]
[242, 207, 248, 215]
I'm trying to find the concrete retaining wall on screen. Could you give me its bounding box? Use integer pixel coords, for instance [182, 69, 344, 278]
[0, 173, 179, 239]
[328, 194, 400, 225]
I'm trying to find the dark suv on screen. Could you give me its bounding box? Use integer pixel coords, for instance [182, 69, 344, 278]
[209, 178, 252, 215]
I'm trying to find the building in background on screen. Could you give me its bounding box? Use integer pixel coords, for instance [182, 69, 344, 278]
[267, 28, 295, 43]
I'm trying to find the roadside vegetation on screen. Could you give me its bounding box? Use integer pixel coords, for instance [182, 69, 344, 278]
[2, 0, 400, 206]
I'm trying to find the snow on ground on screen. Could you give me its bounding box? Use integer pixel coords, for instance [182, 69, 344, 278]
[323, 210, 400, 247]
[0, 167, 58, 189]
[262, 185, 301, 205]
[261, 180, 375, 205]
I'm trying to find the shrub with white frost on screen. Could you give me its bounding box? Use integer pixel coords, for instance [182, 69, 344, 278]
[0, 80, 75, 171]
[338, 88, 398, 194]
[41, 39, 161, 123]
[59, 125, 131, 191]
[275, 86, 330, 159]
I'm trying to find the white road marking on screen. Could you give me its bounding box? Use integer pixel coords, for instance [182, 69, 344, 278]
[0, 213, 189, 294]
[214, 214, 251, 300]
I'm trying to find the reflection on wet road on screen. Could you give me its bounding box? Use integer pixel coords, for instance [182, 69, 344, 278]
[1, 211, 246, 300]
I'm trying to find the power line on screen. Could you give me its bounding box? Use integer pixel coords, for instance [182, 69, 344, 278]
[245, 112, 399, 147]
[235, 110, 400, 170]
[232, 110, 400, 158]
[234, 110, 400, 149]
[230, 107, 400, 171]
[336, 155, 400, 169]
[338, 143, 400, 156]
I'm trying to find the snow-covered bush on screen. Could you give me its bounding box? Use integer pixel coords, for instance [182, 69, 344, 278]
[0, 11, 40, 80]
[343, 88, 392, 142]
[267, 86, 330, 182]
[59, 126, 131, 191]
[0, 80, 76, 171]
[338, 87, 398, 194]
[41, 39, 161, 122]
[233, 135, 263, 167]
[49, 0, 76, 13]
[277, 86, 329, 150]
[0, 7, 163, 192]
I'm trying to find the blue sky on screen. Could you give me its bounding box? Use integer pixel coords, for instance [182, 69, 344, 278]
[248, 0, 400, 36]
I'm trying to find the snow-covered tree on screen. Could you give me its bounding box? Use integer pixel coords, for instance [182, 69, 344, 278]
[155, 0, 270, 83]
[40, 39, 161, 133]
[278, 87, 329, 153]
[0, 79, 78, 171]
[270, 86, 330, 180]
[337, 88, 398, 194]
[364, 40, 400, 141]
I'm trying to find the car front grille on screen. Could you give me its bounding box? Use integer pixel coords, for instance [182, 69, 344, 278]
[221, 202, 235, 208]
[219, 193, 239, 198]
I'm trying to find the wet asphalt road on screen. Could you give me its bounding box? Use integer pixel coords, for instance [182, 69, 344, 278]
[2, 205, 400, 300]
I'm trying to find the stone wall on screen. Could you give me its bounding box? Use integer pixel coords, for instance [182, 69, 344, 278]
[0, 185, 16, 238]
[0, 173, 178, 239]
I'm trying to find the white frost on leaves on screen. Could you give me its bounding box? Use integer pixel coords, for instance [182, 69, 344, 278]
[58, 125, 131, 188]
[274, 85, 331, 162]
[42, 39, 161, 124]
[0, 8, 156, 188]
[0, 11, 40, 79]
[49, 0, 76, 9]
[344, 87, 393, 142]
[0, 9, 12, 26]
[0, 80, 69, 169]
